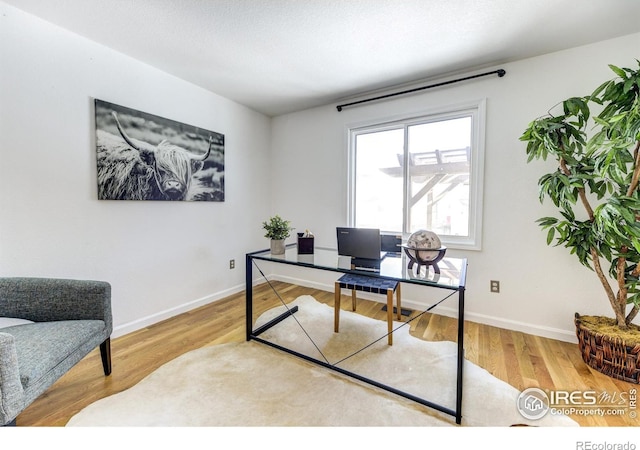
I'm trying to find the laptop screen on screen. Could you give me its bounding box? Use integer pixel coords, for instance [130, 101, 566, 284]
[336, 227, 385, 260]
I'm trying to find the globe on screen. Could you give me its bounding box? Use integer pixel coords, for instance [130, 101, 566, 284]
[406, 229, 442, 262]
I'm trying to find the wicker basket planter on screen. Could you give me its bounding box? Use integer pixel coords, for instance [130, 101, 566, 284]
[575, 313, 640, 384]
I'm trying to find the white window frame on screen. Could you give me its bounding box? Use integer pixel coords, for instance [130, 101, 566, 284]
[347, 99, 486, 251]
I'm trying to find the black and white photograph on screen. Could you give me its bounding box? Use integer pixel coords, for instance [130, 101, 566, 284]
[94, 99, 225, 201]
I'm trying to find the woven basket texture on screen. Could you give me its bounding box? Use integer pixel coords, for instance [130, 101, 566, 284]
[575, 314, 640, 384]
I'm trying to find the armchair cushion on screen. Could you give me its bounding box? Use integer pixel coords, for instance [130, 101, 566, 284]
[0, 318, 33, 329]
[6, 321, 107, 388]
[0, 332, 24, 423]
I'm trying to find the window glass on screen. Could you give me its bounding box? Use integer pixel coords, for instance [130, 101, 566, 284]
[407, 116, 471, 236]
[354, 128, 404, 232]
[350, 101, 484, 250]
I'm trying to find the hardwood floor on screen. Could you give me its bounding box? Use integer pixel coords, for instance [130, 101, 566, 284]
[16, 281, 638, 427]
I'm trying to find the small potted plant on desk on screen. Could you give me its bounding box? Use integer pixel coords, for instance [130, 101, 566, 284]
[262, 215, 292, 255]
[520, 62, 640, 384]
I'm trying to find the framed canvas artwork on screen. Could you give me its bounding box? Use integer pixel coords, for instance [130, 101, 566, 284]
[94, 99, 225, 201]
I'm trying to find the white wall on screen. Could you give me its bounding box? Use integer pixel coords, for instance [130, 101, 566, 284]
[2, 1, 639, 344]
[270, 32, 640, 342]
[0, 3, 272, 337]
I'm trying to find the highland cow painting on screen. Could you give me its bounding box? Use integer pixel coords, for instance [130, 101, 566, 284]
[94, 99, 224, 201]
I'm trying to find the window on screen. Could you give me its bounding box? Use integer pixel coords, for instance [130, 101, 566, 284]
[348, 100, 485, 250]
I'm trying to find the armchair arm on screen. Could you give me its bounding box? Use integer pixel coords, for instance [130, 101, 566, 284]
[0, 332, 25, 425]
[0, 278, 112, 333]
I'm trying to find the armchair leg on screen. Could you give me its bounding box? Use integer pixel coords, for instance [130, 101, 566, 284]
[100, 338, 112, 376]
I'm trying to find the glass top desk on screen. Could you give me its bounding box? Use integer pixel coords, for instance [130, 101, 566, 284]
[245, 245, 467, 424]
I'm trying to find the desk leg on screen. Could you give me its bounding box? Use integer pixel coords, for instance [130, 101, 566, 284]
[455, 287, 465, 424]
[246, 254, 300, 338]
[396, 283, 402, 321]
[386, 288, 393, 346]
[245, 253, 253, 341]
[334, 282, 341, 332]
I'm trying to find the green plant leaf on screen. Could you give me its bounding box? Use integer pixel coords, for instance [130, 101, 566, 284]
[546, 227, 556, 245]
[608, 64, 627, 79]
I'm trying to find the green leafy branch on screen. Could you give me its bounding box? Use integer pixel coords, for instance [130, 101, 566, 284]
[521, 61, 640, 328]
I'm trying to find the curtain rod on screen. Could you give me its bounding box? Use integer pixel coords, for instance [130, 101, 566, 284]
[336, 69, 506, 112]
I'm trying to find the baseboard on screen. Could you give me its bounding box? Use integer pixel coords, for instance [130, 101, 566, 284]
[112, 274, 577, 344]
[111, 283, 245, 339]
[461, 311, 577, 344]
[267, 274, 578, 344]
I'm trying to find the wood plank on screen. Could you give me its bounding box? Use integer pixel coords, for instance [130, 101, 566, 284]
[15, 282, 638, 427]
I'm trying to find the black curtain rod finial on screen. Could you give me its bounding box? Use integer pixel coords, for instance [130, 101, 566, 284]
[498, 69, 506, 77]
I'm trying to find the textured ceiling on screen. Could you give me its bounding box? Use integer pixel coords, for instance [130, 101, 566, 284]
[5, 0, 640, 116]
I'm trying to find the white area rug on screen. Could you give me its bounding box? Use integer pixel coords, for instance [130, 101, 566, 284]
[67, 296, 578, 427]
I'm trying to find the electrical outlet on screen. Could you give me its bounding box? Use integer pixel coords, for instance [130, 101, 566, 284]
[490, 280, 500, 293]
[229, 259, 235, 269]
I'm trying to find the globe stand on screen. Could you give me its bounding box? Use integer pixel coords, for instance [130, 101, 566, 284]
[402, 246, 447, 275]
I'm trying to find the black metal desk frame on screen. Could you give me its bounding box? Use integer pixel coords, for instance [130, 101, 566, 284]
[246, 245, 467, 425]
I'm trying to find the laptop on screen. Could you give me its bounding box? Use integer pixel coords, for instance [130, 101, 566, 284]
[336, 227, 387, 269]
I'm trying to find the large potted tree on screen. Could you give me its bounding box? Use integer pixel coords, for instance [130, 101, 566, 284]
[520, 62, 640, 384]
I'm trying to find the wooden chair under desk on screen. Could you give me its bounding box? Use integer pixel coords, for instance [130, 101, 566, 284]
[334, 273, 401, 345]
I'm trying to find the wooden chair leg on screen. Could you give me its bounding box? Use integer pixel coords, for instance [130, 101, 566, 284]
[386, 288, 393, 345]
[100, 338, 112, 376]
[351, 289, 357, 311]
[334, 282, 341, 333]
[396, 283, 402, 320]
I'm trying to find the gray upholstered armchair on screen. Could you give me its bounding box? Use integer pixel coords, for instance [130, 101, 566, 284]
[0, 277, 112, 426]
